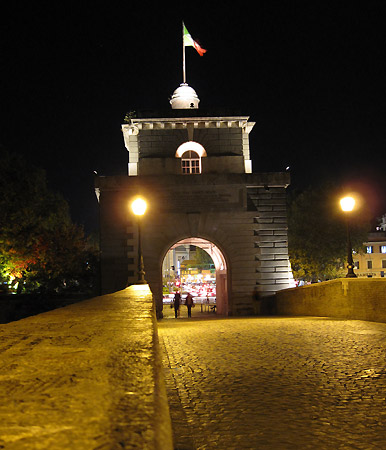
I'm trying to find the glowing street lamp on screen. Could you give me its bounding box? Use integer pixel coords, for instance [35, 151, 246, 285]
[340, 196, 355, 213]
[340, 196, 357, 278]
[131, 197, 147, 284]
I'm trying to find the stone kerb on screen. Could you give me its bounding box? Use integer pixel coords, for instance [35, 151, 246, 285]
[0, 286, 173, 450]
[273, 278, 386, 323]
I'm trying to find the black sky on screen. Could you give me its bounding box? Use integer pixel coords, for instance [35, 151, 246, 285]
[1, 2, 385, 232]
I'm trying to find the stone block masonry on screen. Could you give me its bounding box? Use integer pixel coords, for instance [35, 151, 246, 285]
[273, 278, 386, 323]
[249, 187, 294, 297]
[106, 110, 293, 317]
[96, 172, 294, 317]
[0, 286, 173, 450]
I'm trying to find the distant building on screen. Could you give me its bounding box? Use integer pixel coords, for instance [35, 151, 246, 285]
[162, 245, 190, 278]
[353, 215, 386, 277]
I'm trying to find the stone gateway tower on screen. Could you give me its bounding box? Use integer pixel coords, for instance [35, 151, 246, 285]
[95, 83, 294, 317]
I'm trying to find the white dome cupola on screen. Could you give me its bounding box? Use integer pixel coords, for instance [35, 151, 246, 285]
[170, 83, 200, 109]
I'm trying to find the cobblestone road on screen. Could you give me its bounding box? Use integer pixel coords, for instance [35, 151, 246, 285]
[158, 307, 386, 450]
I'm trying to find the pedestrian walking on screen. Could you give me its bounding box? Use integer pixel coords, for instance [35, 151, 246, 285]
[185, 292, 194, 318]
[173, 292, 181, 318]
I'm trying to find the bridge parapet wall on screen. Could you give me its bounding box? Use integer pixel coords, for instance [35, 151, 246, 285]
[273, 279, 386, 323]
[0, 286, 173, 450]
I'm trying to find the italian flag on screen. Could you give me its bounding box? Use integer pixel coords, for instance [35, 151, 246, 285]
[183, 23, 207, 56]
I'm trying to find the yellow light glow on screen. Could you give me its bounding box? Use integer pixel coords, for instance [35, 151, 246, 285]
[175, 141, 207, 158]
[131, 197, 147, 216]
[340, 196, 356, 212]
[130, 285, 151, 294]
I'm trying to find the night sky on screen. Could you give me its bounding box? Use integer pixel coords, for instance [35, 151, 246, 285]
[1, 2, 385, 232]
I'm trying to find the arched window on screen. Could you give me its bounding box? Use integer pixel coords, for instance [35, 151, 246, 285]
[175, 141, 207, 175]
[181, 151, 200, 174]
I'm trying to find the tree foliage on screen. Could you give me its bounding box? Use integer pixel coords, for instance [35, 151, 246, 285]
[182, 246, 214, 270]
[193, 246, 214, 267]
[287, 183, 369, 281]
[0, 149, 97, 294]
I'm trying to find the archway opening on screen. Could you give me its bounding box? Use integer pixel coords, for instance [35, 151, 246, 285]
[162, 237, 228, 315]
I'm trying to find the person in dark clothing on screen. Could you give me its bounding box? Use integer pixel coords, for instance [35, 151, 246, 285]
[173, 292, 181, 318]
[185, 292, 194, 318]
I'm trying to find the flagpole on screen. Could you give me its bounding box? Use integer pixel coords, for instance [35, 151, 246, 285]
[182, 21, 186, 84]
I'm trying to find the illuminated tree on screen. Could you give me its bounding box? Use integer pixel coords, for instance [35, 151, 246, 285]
[193, 246, 214, 268]
[287, 183, 368, 282]
[0, 149, 97, 294]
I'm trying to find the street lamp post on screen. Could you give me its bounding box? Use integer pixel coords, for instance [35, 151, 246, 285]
[340, 196, 357, 278]
[131, 197, 147, 284]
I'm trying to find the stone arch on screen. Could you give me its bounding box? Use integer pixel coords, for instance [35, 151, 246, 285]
[175, 141, 207, 158]
[175, 142, 207, 175]
[161, 237, 229, 316]
[139, 206, 241, 319]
